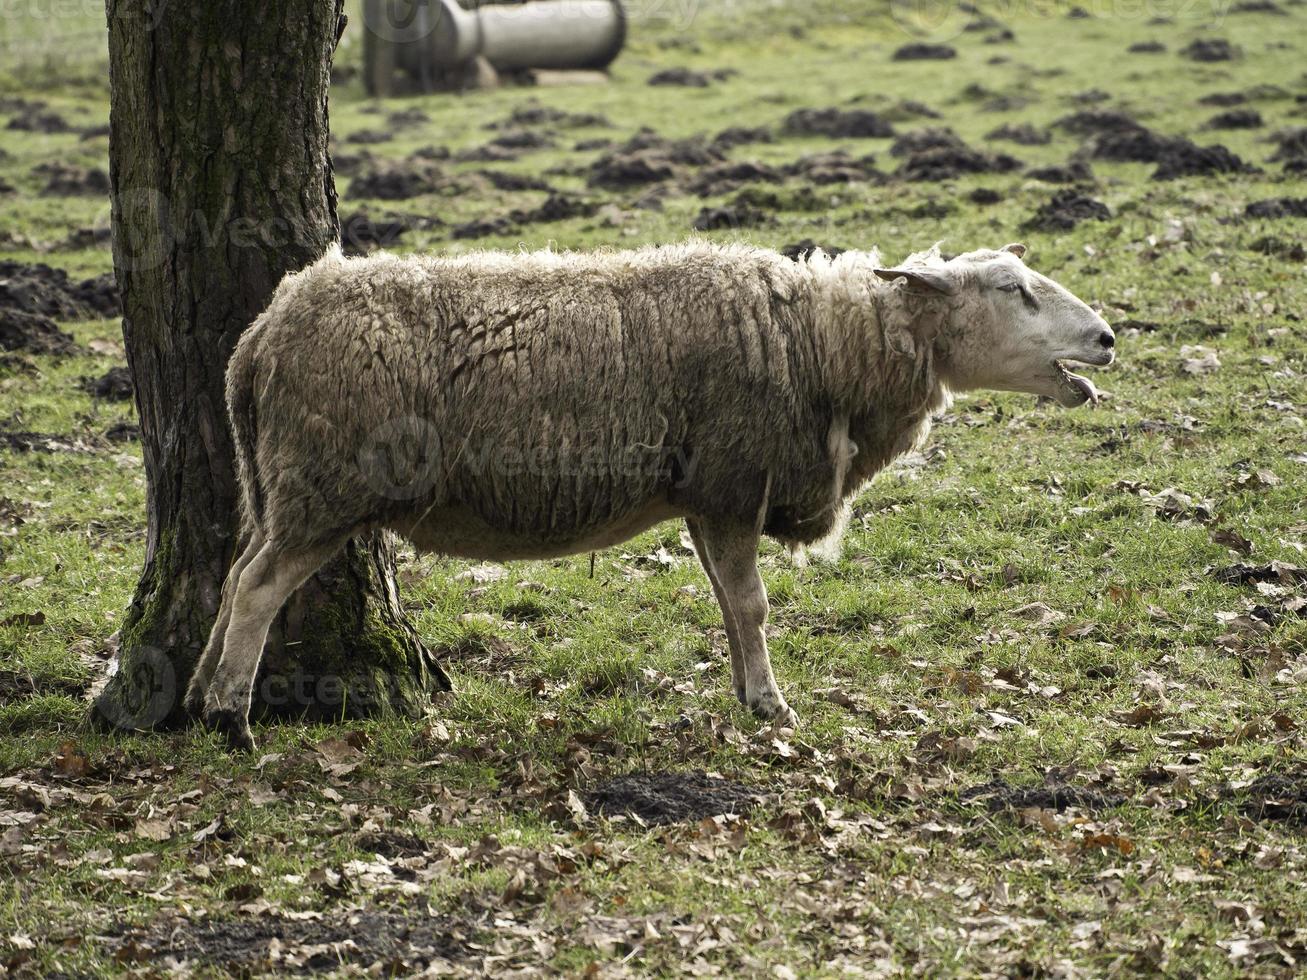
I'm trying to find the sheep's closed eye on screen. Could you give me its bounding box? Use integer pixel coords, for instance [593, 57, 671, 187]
[999, 281, 1040, 310]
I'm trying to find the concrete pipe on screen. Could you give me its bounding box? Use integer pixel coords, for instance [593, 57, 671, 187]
[364, 0, 626, 95]
[431, 0, 626, 71]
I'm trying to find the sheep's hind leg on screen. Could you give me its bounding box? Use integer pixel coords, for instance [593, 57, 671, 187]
[695, 518, 798, 728]
[687, 518, 746, 704]
[184, 529, 265, 719]
[202, 538, 340, 751]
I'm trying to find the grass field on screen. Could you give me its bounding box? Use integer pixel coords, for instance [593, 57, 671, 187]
[2, 0, 1306, 975]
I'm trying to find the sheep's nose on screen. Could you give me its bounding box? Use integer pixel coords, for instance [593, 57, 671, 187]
[1098, 329, 1115, 350]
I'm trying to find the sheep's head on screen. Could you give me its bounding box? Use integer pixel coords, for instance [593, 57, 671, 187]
[874, 243, 1115, 407]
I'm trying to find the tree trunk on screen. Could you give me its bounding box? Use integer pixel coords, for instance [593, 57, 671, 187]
[92, 0, 450, 732]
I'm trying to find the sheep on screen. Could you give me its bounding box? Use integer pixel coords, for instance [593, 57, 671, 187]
[186, 240, 1116, 749]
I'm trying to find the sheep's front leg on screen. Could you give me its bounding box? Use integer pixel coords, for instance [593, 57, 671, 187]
[694, 518, 798, 728]
[184, 529, 265, 719]
[203, 540, 336, 750]
[687, 518, 746, 704]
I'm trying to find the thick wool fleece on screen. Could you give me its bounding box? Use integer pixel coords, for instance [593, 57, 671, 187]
[226, 241, 948, 558]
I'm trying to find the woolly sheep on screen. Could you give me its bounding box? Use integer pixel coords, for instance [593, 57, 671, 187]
[187, 240, 1116, 749]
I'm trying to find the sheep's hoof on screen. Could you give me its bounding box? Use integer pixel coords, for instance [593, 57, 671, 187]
[182, 681, 208, 720]
[204, 706, 256, 752]
[749, 692, 799, 730]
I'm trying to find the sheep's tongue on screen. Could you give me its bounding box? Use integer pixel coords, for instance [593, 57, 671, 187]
[1066, 370, 1099, 406]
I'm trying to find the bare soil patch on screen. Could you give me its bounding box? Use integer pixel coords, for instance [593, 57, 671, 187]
[110, 908, 475, 974]
[81, 366, 133, 401]
[1, 310, 77, 356]
[782, 108, 895, 139]
[1181, 38, 1238, 62]
[892, 43, 956, 61]
[1206, 108, 1263, 129]
[34, 162, 110, 197]
[986, 122, 1051, 145]
[1236, 772, 1307, 827]
[0, 260, 120, 322]
[959, 778, 1126, 813]
[347, 158, 444, 200]
[1244, 196, 1307, 218]
[780, 240, 847, 261]
[587, 771, 763, 825]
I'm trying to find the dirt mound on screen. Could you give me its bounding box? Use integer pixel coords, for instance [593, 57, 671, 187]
[517, 193, 599, 224]
[34, 162, 110, 197]
[1128, 40, 1166, 53]
[587, 771, 762, 825]
[0, 429, 93, 453]
[711, 126, 773, 150]
[0, 260, 120, 321]
[486, 129, 555, 152]
[347, 158, 443, 200]
[890, 126, 966, 157]
[344, 128, 392, 145]
[1230, 0, 1286, 11]
[1, 310, 77, 356]
[487, 104, 611, 130]
[111, 909, 472, 974]
[959, 778, 1126, 813]
[332, 148, 375, 177]
[1055, 108, 1146, 136]
[386, 107, 430, 130]
[1200, 92, 1247, 107]
[1077, 120, 1253, 179]
[785, 150, 881, 184]
[1181, 38, 1237, 62]
[882, 100, 941, 121]
[1211, 561, 1306, 586]
[986, 122, 1051, 145]
[1245, 197, 1307, 219]
[1024, 190, 1111, 231]
[1150, 140, 1251, 180]
[896, 144, 1021, 182]
[588, 131, 722, 189]
[5, 104, 71, 133]
[687, 160, 783, 196]
[477, 170, 553, 193]
[969, 187, 1003, 204]
[0, 669, 85, 706]
[1267, 127, 1307, 162]
[782, 107, 895, 139]
[780, 240, 847, 261]
[340, 210, 411, 256]
[691, 203, 767, 231]
[1028, 159, 1095, 184]
[1206, 108, 1262, 129]
[892, 43, 956, 61]
[648, 67, 711, 87]
[355, 830, 429, 858]
[82, 366, 133, 401]
[451, 216, 517, 240]
[1236, 772, 1307, 826]
[1250, 235, 1306, 260]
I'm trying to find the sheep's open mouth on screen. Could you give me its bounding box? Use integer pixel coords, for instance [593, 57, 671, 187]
[1054, 360, 1099, 406]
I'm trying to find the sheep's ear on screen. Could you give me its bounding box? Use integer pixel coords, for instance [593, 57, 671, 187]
[873, 267, 957, 295]
[1001, 242, 1027, 259]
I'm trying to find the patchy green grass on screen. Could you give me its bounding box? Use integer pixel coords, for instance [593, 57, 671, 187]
[2, 1, 1306, 976]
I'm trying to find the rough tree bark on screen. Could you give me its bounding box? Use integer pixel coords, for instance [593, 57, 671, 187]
[92, 0, 450, 732]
